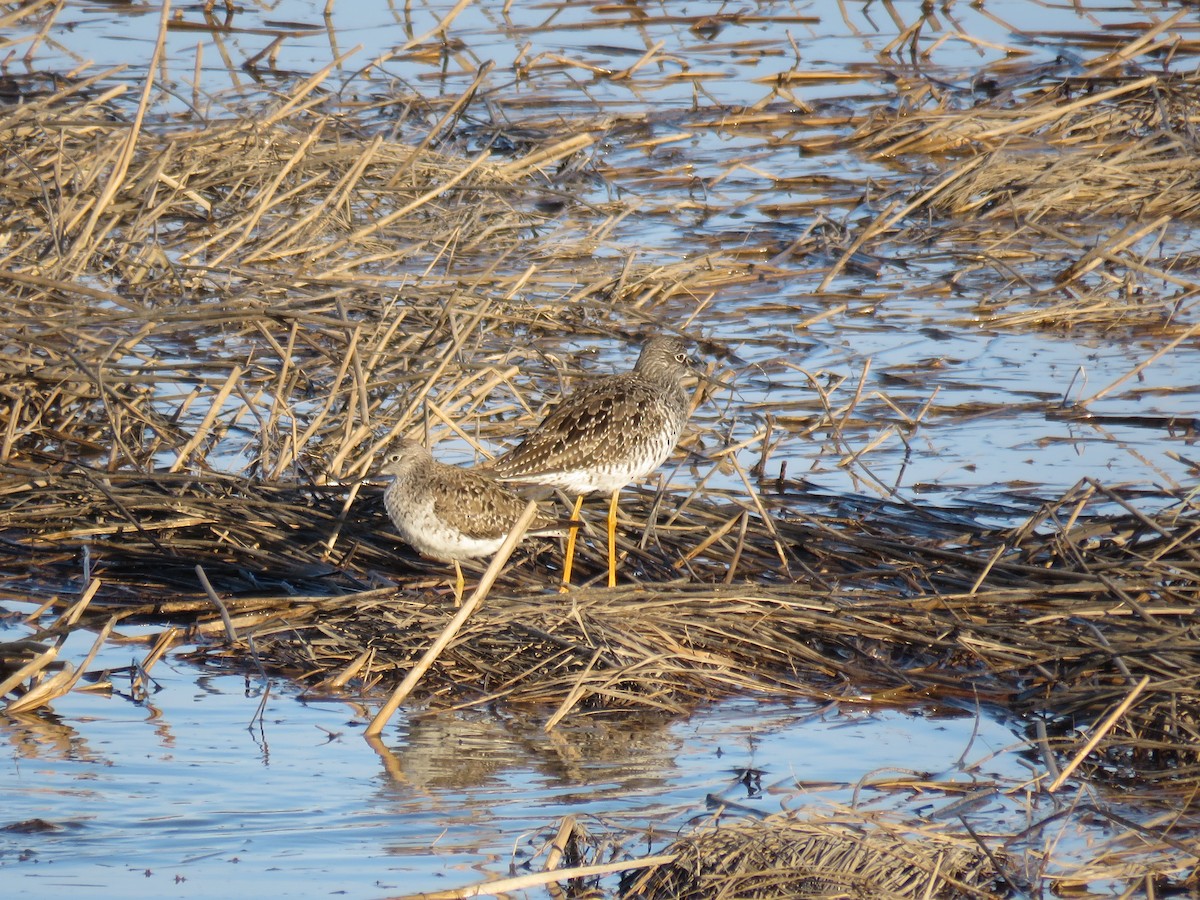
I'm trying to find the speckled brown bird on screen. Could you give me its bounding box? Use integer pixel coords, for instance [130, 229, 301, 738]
[381, 438, 558, 601]
[488, 336, 696, 587]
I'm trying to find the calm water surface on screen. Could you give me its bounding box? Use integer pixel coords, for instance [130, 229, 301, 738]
[2, 627, 1030, 898]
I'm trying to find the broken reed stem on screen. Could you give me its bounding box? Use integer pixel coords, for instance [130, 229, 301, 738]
[976, 75, 1159, 142]
[206, 122, 329, 268]
[1077, 320, 1200, 407]
[326, 647, 374, 690]
[407, 61, 494, 163]
[543, 648, 604, 731]
[169, 366, 244, 472]
[674, 511, 741, 569]
[140, 627, 179, 675]
[723, 509, 750, 584]
[380, 295, 497, 455]
[363, 499, 542, 738]
[1048, 675, 1151, 792]
[817, 200, 900, 293]
[544, 815, 576, 871]
[6, 616, 118, 713]
[0, 0, 58, 31]
[260, 46, 361, 128]
[0, 645, 59, 699]
[401, 854, 678, 900]
[968, 543, 1008, 595]
[59, 578, 103, 629]
[196, 565, 237, 645]
[1085, 8, 1188, 76]
[1058, 216, 1169, 285]
[315, 148, 492, 259]
[495, 133, 596, 178]
[396, 0, 474, 54]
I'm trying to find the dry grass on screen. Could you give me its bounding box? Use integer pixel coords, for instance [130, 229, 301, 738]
[2, 7, 1198, 782]
[177, 479, 1200, 789]
[623, 813, 1003, 899]
[435, 783, 1200, 898]
[6, 444, 1199, 795]
[4, 4, 1200, 895]
[841, 39, 1200, 333]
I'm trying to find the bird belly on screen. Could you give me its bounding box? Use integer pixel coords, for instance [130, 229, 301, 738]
[402, 515, 507, 562]
[386, 488, 507, 561]
[549, 449, 673, 495]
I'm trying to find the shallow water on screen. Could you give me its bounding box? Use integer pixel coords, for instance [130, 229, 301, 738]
[2, 626, 1032, 898]
[4, 0, 1198, 895]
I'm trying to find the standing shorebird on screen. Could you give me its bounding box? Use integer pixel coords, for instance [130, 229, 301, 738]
[380, 438, 558, 603]
[489, 335, 696, 588]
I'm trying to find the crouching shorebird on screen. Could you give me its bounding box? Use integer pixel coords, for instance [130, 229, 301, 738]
[380, 438, 560, 603]
[489, 335, 697, 589]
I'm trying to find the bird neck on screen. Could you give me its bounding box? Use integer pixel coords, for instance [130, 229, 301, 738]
[637, 361, 684, 389]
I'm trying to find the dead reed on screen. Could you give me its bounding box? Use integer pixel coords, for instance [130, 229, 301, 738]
[7, 437, 1199, 798]
[622, 814, 1003, 899]
[4, 4, 1200, 894]
[842, 31, 1200, 333]
[0, 57, 738, 719]
[0, 49, 1196, 783]
[435, 777, 1200, 898]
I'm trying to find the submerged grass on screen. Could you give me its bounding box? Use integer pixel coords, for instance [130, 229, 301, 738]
[4, 2, 1200, 895]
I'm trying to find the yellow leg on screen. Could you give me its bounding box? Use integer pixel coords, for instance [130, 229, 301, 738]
[560, 494, 586, 591]
[607, 490, 620, 588]
[452, 560, 464, 608]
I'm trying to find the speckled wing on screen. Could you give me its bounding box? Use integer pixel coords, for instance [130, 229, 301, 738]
[492, 375, 676, 480]
[424, 467, 533, 542]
